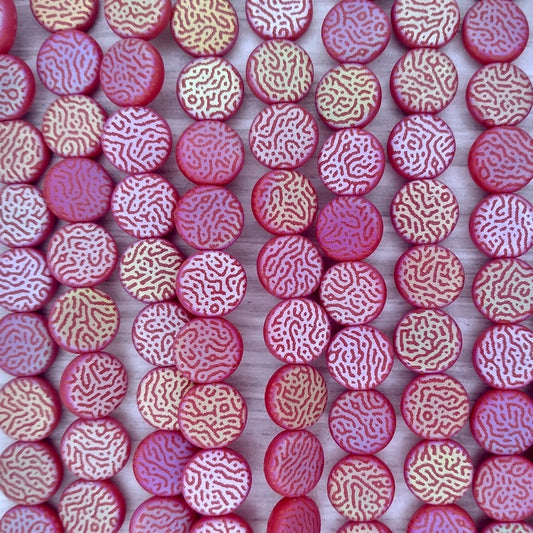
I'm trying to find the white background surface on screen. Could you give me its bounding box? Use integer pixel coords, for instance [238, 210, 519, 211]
[2, 0, 533, 531]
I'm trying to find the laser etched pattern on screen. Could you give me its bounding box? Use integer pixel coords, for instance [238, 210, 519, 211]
[391, 48, 458, 114]
[0, 184, 54, 247]
[0, 503, 63, 533]
[130, 496, 196, 532]
[318, 128, 385, 196]
[483, 524, 533, 533]
[266, 496, 320, 533]
[407, 504, 476, 533]
[337, 522, 392, 533]
[101, 106, 172, 173]
[473, 323, 533, 389]
[30, 0, 98, 31]
[321, 0, 390, 63]
[265, 364, 327, 430]
[191, 514, 252, 533]
[316, 64, 381, 129]
[264, 298, 331, 364]
[246, 39, 313, 103]
[327, 325, 394, 390]
[328, 455, 394, 521]
[182, 448, 251, 516]
[249, 103, 318, 169]
[467, 63, 533, 128]
[60, 352, 128, 418]
[472, 258, 533, 323]
[468, 126, 533, 193]
[0, 54, 34, 121]
[0, 120, 49, 184]
[387, 114, 455, 180]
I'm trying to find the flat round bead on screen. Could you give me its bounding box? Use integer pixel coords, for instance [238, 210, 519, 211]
[0, 504, 62, 533]
[407, 504, 476, 533]
[266, 496, 320, 533]
[482, 523, 533, 533]
[0, 0, 17, 54]
[0, 55, 35, 120]
[30, 0, 98, 31]
[130, 496, 196, 532]
[191, 514, 252, 533]
[337, 523, 392, 533]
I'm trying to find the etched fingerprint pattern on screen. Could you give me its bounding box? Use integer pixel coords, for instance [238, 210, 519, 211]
[0, 121, 48, 184]
[408, 503, 476, 532]
[104, 0, 170, 38]
[318, 128, 385, 196]
[468, 126, 533, 193]
[101, 107, 171, 173]
[267, 496, 320, 532]
[264, 298, 331, 364]
[470, 193, 533, 257]
[130, 496, 195, 531]
[133, 302, 190, 367]
[483, 524, 533, 533]
[48, 287, 119, 352]
[0, 442, 61, 504]
[473, 324, 533, 389]
[37, 30, 101, 95]
[392, 0, 460, 48]
[402, 374, 468, 439]
[338, 523, 392, 533]
[249, 103, 317, 169]
[171, 0, 238, 56]
[316, 64, 381, 129]
[191, 514, 252, 533]
[30, 0, 97, 31]
[182, 448, 251, 515]
[320, 261, 386, 325]
[329, 390, 395, 454]
[112, 174, 178, 238]
[245, 0, 312, 39]
[42, 95, 106, 158]
[322, 0, 390, 63]
[0, 503, 63, 532]
[391, 49, 458, 113]
[328, 455, 394, 521]
[264, 430, 323, 497]
[392, 180, 459, 244]
[0, 55, 33, 119]
[467, 63, 533, 127]
[247, 39, 313, 103]
[472, 258, 533, 323]
[133, 430, 197, 496]
[173, 317, 242, 383]
[405, 440, 473, 505]
[265, 364, 327, 429]
[61, 418, 129, 480]
[327, 325, 394, 390]
[0, 184, 52, 247]
[388, 113, 455, 180]
[137, 367, 193, 430]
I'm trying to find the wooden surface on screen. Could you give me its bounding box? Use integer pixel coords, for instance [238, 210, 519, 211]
[2, 0, 533, 531]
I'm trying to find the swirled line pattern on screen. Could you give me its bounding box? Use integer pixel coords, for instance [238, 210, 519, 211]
[111, 173, 178, 238]
[320, 261, 386, 326]
[468, 126, 533, 193]
[267, 496, 320, 533]
[48, 287, 120, 352]
[0, 120, 49, 184]
[191, 514, 252, 532]
[407, 504, 476, 532]
[59, 352, 128, 418]
[467, 63, 533, 128]
[329, 389, 395, 454]
[0, 184, 53, 247]
[0, 53, 34, 120]
[177, 57, 243, 121]
[315, 64, 381, 129]
[391, 48, 458, 114]
[30, 0, 98, 31]
[401, 374, 468, 439]
[327, 325, 394, 390]
[246, 39, 313, 103]
[318, 128, 385, 196]
[171, 0, 238, 57]
[265, 364, 327, 429]
[249, 103, 318, 169]
[483, 523, 533, 533]
[176, 251, 247, 317]
[101, 106, 172, 173]
[0, 248, 55, 313]
[472, 258, 533, 323]
[391, 0, 460, 48]
[321, 0, 390, 64]
[337, 522, 392, 533]
[264, 298, 331, 364]
[36, 29, 102, 95]
[0, 441, 61, 505]
[0, 504, 63, 532]
[137, 367, 194, 431]
[473, 323, 533, 389]
[264, 430, 324, 497]
[133, 301, 190, 367]
[130, 496, 196, 531]
[391, 179, 459, 244]
[387, 113, 455, 180]
[173, 316, 242, 383]
[470, 193, 533, 258]
[328, 455, 394, 521]
[133, 430, 197, 496]
[103, 0, 170, 39]
[182, 448, 251, 515]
